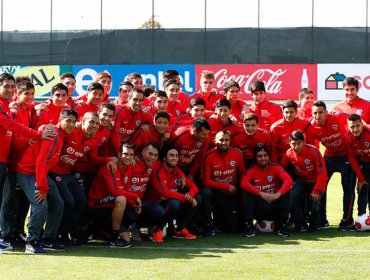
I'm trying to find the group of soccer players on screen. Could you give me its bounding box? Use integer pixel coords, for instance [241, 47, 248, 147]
[0, 69, 369, 254]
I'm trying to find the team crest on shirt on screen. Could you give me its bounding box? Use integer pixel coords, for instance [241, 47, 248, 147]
[83, 146, 90, 153]
[197, 142, 203, 147]
[267, 176, 273, 182]
[257, 143, 263, 147]
[136, 120, 141, 127]
[55, 176, 62, 182]
[147, 168, 152, 174]
[176, 110, 180, 116]
[74, 173, 81, 179]
[124, 176, 129, 183]
[230, 160, 235, 167]
[365, 142, 370, 148]
[101, 137, 106, 143]
[304, 159, 311, 165]
[332, 125, 338, 130]
[356, 109, 363, 115]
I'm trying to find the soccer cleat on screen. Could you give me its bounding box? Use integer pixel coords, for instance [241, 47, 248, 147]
[0, 240, 14, 251]
[277, 225, 292, 237]
[42, 240, 67, 251]
[200, 224, 215, 237]
[129, 224, 142, 241]
[173, 228, 197, 240]
[109, 238, 133, 248]
[338, 219, 355, 231]
[241, 224, 256, 238]
[347, 224, 358, 232]
[150, 228, 164, 243]
[25, 241, 46, 254]
[318, 220, 330, 230]
[294, 224, 309, 233]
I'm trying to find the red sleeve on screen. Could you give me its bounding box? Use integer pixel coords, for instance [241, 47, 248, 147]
[128, 128, 146, 153]
[345, 135, 364, 182]
[311, 149, 328, 195]
[0, 112, 40, 139]
[189, 138, 210, 178]
[150, 167, 186, 202]
[180, 168, 199, 197]
[88, 144, 112, 166]
[108, 130, 121, 156]
[275, 165, 293, 195]
[35, 139, 56, 194]
[241, 169, 261, 195]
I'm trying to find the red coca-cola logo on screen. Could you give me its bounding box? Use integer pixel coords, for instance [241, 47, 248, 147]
[214, 68, 287, 94]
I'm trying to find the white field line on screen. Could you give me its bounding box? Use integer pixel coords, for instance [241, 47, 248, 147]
[82, 245, 370, 254]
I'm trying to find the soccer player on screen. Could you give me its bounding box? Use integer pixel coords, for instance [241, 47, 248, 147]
[162, 69, 189, 106]
[174, 97, 208, 129]
[280, 131, 328, 232]
[344, 114, 370, 222]
[297, 88, 315, 119]
[113, 88, 152, 144]
[73, 82, 104, 120]
[88, 143, 140, 248]
[164, 79, 186, 117]
[308, 101, 356, 230]
[145, 146, 200, 241]
[126, 72, 144, 90]
[60, 72, 77, 107]
[16, 109, 78, 253]
[33, 83, 69, 129]
[148, 90, 177, 129]
[200, 131, 245, 235]
[170, 117, 210, 180]
[271, 100, 311, 162]
[129, 111, 171, 154]
[113, 81, 133, 106]
[241, 145, 293, 237]
[49, 112, 114, 244]
[224, 80, 249, 122]
[76, 71, 112, 103]
[188, 70, 223, 111]
[231, 113, 274, 167]
[207, 98, 241, 150]
[332, 77, 370, 124]
[249, 80, 282, 131]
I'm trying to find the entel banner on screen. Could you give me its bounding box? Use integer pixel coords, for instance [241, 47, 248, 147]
[195, 64, 318, 101]
[318, 64, 370, 101]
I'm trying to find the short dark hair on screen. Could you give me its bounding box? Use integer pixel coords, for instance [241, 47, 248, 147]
[159, 145, 177, 160]
[143, 141, 160, 152]
[215, 98, 231, 109]
[223, 80, 240, 92]
[120, 81, 134, 88]
[298, 88, 313, 100]
[343, 77, 359, 91]
[250, 80, 266, 93]
[189, 97, 206, 109]
[121, 142, 135, 153]
[154, 111, 170, 122]
[87, 82, 104, 92]
[313, 100, 326, 110]
[51, 83, 68, 95]
[153, 90, 168, 101]
[282, 100, 297, 111]
[60, 72, 76, 81]
[243, 113, 259, 124]
[164, 79, 181, 89]
[191, 117, 210, 131]
[253, 145, 270, 161]
[16, 81, 34, 93]
[60, 108, 78, 120]
[348, 113, 362, 122]
[290, 130, 304, 141]
[163, 70, 179, 80]
[0, 73, 15, 83]
[100, 102, 116, 113]
[129, 88, 145, 98]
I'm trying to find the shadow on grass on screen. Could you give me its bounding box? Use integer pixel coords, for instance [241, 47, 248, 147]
[4, 227, 368, 260]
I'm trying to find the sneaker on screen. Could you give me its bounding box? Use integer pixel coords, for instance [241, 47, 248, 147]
[0, 240, 13, 251]
[109, 238, 133, 248]
[129, 224, 142, 241]
[25, 241, 46, 254]
[150, 228, 163, 243]
[42, 240, 66, 251]
[347, 224, 358, 232]
[277, 225, 291, 237]
[241, 224, 256, 238]
[338, 219, 355, 231]
[295, 224, 309, 232]
[173, 228, 197, 240]
[318, 220, 330, 230]
[200, 224, 215, 237]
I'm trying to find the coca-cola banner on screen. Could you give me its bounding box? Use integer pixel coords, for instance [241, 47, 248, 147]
[318, 64, 370, 101]
[196, 64, 317, 101]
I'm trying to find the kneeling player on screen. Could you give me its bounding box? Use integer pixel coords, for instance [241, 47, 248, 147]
[241, 146, 293, 237]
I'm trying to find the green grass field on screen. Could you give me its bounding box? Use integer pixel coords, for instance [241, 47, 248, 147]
[1, 173, 369, 280]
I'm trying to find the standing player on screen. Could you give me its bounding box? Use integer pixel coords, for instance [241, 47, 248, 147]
[297, 88, 315, 119]
[223, 80, 249, 122]
[200, 131, 245, 235]
[231, 113, 274, 167]
[280, 131, 328, 232]
[164, 79, 186, 117]
[60, 72, 77, 107]
[308, 101, 355, 230]
[344, 114, 370, 222]
[249, 80, 282, 131]
[113, 81, 133, 106]
[241, 146, 293, 237]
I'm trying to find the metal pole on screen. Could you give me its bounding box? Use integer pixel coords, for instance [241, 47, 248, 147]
[366, 0, 368, 62]
[50, 0, 53, 64]
[1, 0, 3, 64]
[204, 0, 207, 63]
[100, 0, 103, 63]
[151, 0, 154, 64]
[257, 0, 260, 63]
[311, 0, 314, 63]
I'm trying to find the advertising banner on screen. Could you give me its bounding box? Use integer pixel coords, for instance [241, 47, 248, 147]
[195, 64, 317, 102]
[72, 64, 195, 97]
[317, 64, 370, 102]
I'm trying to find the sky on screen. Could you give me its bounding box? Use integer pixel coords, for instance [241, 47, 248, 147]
[1, 0, 368, 31]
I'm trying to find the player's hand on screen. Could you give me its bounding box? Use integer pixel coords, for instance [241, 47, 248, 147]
[191, 198, 198, 207]
[228, 184, 237, 194]
[140, 124, 150, 132]
[34, 190, 47, 205]
[357, 181, 368, 192]
[184, 193, 193, 203]
[229, 116, 239, 126]
[259, 192, 273, 203]
[28, 138, 36, 145]
[310, 193, 320, 203]
[270, 192, 281, 201]
[41, 124, 57, 140]
[134, 198, 142, 214]
[107, 161, 117, 173]
[162, 132, 170, 142]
